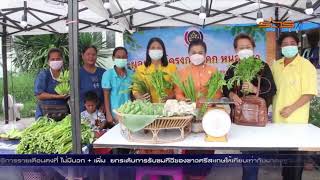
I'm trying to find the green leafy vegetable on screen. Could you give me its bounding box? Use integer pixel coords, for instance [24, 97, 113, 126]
[171, 73, 197, 102]
[228, 57, 264, 95]
[149, 70, 173, 100]
[125, 73, 150, 95]
[16, 115, 93, 154]
[117, 100, 164, 116]
[55, 70, 70, 95]
[199, 72, 231, 116]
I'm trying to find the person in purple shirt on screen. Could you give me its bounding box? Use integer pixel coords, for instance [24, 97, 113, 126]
[80, 46, 106, 112]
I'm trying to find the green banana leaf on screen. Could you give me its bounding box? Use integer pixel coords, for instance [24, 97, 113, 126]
[121, 114, 159, 132]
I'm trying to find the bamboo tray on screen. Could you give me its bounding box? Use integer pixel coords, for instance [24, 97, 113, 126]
[114, 111, 193, 144]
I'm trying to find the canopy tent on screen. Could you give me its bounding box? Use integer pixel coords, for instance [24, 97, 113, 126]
[0, 0, 124, 35]
[86, 0, 320, 29]
[0, 0, 319, 154]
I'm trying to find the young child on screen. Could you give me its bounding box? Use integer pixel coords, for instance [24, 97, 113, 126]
[81, 91, 107, 131]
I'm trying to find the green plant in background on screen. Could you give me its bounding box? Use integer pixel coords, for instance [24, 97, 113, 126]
[13, 34, 69, 71]
[123, 30, 143, 51]
[310, 97, 320, 128]
[79, 32, 110, 68]
[0, 72, 36, 118]
[13, 32, 111, 72]
[223, 26, 266, 42]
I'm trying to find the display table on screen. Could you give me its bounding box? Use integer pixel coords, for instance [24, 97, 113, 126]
[93, 123, 320, 151]
[0, 139, 19, 154]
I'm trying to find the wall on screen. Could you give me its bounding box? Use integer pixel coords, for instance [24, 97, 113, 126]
[266, 31, 276, 66]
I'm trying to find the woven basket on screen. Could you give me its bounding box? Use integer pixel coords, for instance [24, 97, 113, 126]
[114, 111, 193, 144]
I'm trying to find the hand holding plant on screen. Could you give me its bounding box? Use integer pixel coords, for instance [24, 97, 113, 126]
[228, 57, 264, 95]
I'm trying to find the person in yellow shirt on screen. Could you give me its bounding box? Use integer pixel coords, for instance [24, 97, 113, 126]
[272, 32, 317, 124]
[272, 32, 317, 180]
[133, 37, 177, 103]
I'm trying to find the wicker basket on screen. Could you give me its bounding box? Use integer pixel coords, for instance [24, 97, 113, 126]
[114, 111, 193, 144]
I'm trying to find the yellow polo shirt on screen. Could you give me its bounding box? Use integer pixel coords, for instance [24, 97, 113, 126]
[133, 63, 177, 103]
[271, 55, 317, 124]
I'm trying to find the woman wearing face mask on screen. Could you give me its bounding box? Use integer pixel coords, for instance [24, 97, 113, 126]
[102, 47, 133, 125]
[34, 48, 69, 120]
[175, 39, 222, 101]
[133, 37, 177, 103]
[223, 33, 276, 108]
[272, 32, 317, 180]
[223, 34, 276, 180]
[175, 40, 221, 179]
[80, 45, 106, 113]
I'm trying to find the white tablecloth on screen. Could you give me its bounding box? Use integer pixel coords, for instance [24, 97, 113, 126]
[93, 123, 320, 151]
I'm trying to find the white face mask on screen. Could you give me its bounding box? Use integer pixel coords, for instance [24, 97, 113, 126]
[149, 50, 163, 60]
[190, 54, 205, 65]
[237, 49, 254, 60]
[49, 60, 63, 70]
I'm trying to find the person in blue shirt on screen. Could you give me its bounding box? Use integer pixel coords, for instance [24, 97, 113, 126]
[80, 45, 106, 112]
[34, 48, 69, 119]
[102, 47, 133, 125]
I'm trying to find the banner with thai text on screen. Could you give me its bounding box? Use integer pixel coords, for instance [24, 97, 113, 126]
[124, 26, 266, 72]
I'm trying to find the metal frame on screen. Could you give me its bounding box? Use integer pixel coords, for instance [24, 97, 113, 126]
[109, 0, 320, 28]
[68, 0, 82, 154]
[1, 19, 8, 124]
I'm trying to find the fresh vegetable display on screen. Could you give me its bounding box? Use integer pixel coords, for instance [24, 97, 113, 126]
[199, 72, 231, 116]
[164, 100, 196, 117]
[57, 70, 70, 83]
[0, 129, 23, 140]
[171, 73, 197, 102]
[117, 100, 164, 116]
[55, 70, 70, 95]
[128, 73, 150, 95]
[228, 57, 264, 94]
[149, 70, 173, 100]
[55, 82, 70, 95]
[16, 115, 93, 154]
[310, 97, 320, 128]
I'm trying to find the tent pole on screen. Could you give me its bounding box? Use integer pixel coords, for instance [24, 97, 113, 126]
[68, 0, 81, 154]
[2, 19, 9, 124]
[275, 6, 281, 59]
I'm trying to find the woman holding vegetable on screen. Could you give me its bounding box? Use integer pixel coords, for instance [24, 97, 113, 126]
[80, 45, 106, 112]
[34, 48, 69, 120]
[133, 37, 176, 103]
[175, 39, 222, 102]
[223, 33, 276, 180]
[223, 33, 276, 107]
[174, 39, 222, 179]
[102, 47, 133, 125]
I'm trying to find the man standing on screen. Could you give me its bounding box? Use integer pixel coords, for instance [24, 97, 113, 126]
[272, 32, 317, 180]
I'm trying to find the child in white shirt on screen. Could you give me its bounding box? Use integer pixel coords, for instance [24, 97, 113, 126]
[81, 91, 106, 130]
